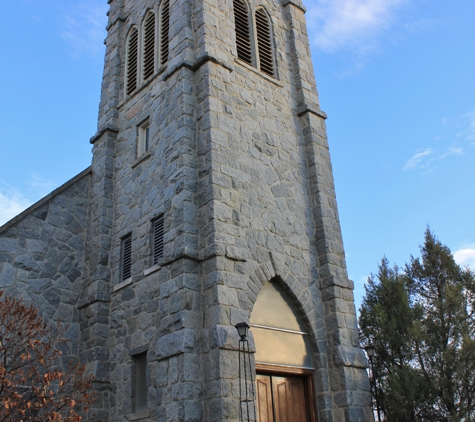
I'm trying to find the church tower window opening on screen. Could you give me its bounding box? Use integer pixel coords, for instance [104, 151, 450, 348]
[142, 11, 156, 81]
[233, 0, 252, 66]
[125, 27, 139, 95]
[121, 234, 132, 281]
[137, 119, 150, 157]
[132, 352, 148, 412]
[160, 0, 170, 66]
[152, 216, 164, 265]
[255, 8, 274, 78]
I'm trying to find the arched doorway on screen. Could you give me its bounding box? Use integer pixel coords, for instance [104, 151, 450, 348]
[251, 280, 317, 422]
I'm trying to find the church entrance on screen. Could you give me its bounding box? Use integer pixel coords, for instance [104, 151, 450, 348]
[250, 279, 317, 422]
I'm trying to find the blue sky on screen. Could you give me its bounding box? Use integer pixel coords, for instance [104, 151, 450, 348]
[1, 0, 474, 310]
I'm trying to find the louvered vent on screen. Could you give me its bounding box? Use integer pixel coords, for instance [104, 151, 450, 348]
[153, 217, 164, 265]
[143, 12, 156, 81]
[126, 28, 139, 95]
[233, 0, 252, 65]
[160, 0, 170, 65]
[122, 234, 132, 280]
[255, 9, 274, 77]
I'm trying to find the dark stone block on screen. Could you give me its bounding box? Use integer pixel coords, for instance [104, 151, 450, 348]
[29, 278, 53, 294]
[43, 288, 61, 308]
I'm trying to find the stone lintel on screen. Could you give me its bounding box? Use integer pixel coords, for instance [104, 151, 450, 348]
[129, 344, 149, 356]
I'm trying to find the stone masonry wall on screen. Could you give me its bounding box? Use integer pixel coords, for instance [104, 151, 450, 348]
[0, 169, 91, 369]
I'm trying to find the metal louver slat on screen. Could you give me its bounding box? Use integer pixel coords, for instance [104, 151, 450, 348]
[122, 235, 132, 280]
[255, 9, 274, 77]
[126, 28, 139, 95]
[233, 0, 252, 65]
[153, 217, 164, 265]
[143, 13, 156, 80]
[160, 0, 170, 65]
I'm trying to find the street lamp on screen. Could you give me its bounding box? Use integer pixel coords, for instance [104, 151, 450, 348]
[364, 344, 381, 422]
[235, 322, 250, 341]
[235, 322, 255, 422]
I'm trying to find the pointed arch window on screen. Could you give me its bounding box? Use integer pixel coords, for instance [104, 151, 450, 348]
[233, 0, 252, 66]
[251, 280, 313, 369]
[160, 0, 170, 66]
[143, 12, 156, 81]
[255, 8, 274, 77]
[125, 27, 139, 95]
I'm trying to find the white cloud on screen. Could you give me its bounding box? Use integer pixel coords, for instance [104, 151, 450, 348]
[403, 109, 475, 171]
[453, 246, 475, 270]
[460, 109, 475, 140]
[0, 174, 57, 227]
[403, 148, 433, 170]
[306, 0, 408, 53]
[404, 18, 438, 33]
[29, 173, 57, 198]
[0, 187, 32, 227]
[61, 2, 108, 58]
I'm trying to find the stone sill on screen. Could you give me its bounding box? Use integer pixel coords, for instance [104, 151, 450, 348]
[129, 409, 150, 421]
[144, 264, 161, 276]
[235, 59, 283, 87]
[113, 277, 133, 292]
[132, 152, 152, 168]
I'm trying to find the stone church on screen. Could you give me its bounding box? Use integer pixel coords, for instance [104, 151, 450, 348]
[0, 0, 372, 420]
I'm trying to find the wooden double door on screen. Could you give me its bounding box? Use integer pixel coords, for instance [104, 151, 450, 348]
[256, 374, 316, 422]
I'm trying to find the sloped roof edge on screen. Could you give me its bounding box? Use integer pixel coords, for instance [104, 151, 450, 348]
[0, 167, 92, 235]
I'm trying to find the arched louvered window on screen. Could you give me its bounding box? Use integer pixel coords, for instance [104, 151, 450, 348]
[143, 12, 156, 81]
[160, 0, 170, 66]
[233, 0, 252, 66]
[255, 8, 274, 77]
[126, 27, 139, 95]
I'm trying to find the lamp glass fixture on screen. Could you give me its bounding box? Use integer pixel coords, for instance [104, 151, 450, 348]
[364, 344, 376, 357]
[235, 322, 250, 340]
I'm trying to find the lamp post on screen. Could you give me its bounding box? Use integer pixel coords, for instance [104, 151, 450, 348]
[364, 344, 381, 422]
[235, 322, 255, 422]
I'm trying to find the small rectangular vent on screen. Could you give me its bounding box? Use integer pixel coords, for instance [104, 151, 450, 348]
[153, 217, 164, 265]
[126, 28, 139, 95]
[143, 13, 156, 81]
[233, 0, 252, 65]
[255, 9, 274, 77]
[160, 0, 170, 66]
[122, 234, 132, 281]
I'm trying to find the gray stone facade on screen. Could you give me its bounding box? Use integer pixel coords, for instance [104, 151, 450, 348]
[0, 0, 373, 420]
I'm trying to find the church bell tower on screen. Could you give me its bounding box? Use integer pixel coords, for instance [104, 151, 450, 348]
[83, 0, 373, 420]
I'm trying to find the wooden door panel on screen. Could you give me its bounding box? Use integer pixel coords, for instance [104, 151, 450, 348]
[256, 375, 274, 422]
[289, 379, 306, 422]
[272, 376, 306, 422]
[273, 379, 289, 422]
[256, 374, 313, 422]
